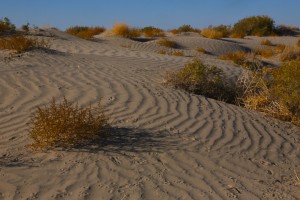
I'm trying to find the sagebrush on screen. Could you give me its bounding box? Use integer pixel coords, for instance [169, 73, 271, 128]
[66, 26, 105, 40]
[28, 97, 109, 150]
[0, 35, 49, 53]
[164, 59, 236, 103]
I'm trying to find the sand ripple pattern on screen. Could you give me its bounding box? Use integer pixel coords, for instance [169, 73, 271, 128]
[0, 32, 299, 199]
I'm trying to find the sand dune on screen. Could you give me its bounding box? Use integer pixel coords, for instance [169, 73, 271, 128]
[0, 29, 299, 199]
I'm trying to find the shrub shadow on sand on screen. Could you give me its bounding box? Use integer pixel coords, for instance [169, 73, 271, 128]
[70, 127, 179, 153]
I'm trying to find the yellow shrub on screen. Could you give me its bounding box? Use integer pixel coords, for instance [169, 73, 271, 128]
[260, 39, 273, 46]
[171, 51, 184, 56]
[280, 47, 300, 61]
[27, 97, 109, 150]
[0, 36, 50, 53]
[196, 47, 206, 53]
[238, 59, 300, 126]
[111, 23, 141, 38]
[66, 26, 105, 40]
[255, 48, 275, 58]
[141, 26, 165, 37]
[158, 50, 166, 54]
[219, 51, 246, 65]
[201, 28, 224, 39]
[157, 38, 177, 48]
[297, 39, 300, 47]
[275, 44, 286, 53]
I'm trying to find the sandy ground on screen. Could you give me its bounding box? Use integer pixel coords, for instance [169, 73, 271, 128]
[0, 29, 299, 200]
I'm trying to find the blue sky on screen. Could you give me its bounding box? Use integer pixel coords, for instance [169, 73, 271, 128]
[1, 0, 300, 30]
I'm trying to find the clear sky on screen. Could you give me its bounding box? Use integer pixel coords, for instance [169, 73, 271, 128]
[1, 0, 300, 30]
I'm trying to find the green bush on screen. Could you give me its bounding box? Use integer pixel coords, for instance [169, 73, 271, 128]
[164, 59, 236, 103]
[28, 97, 109, 150]
[0, 17, 16, 33]
[231, 15, 275, 38]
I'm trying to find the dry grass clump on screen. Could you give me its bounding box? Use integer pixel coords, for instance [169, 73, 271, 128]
[27, 97, 109, 150]
[141, 26, 165, 37]
[0, 35, 49, 53]
[297, 39, 300, 47]
[158, 50, 166, 55]
[157, 38, 177, 48]
[279, 47, 300, 61]
[260, 39, 273, 46]
[254, 48, 275, 58]
[111, 23, 141, 38]
[196, 47, 206, 53]
[171, 51, 184, 56]
[164, 59, 236, 103]
[66, 26, 105, 40]
[275, 44, 286, 53]
[201, 28, 224, 39]
[238, 59, 300, 126]
[219, 51, 247, 65]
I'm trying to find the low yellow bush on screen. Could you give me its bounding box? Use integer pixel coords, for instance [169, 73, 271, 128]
[171, 51, 184, 56]
[157, 38, 177, 48]
[254, 48, 275, 58]
[0, 36, 49, 53]
[238, 59, 300, 126]
[280, 47, 300, 61]
[141, 26, 165, 37]
[297, 39, 300, 47]
[260, 39, 273, 46]
[275, 44, 286, 53]
[201, 28, 224, 39]
[219, 51, 246, 65]
[28, 97, 109, 150]
[196, 47, 206, 54]
[111, 23, 141, 38]
[66, 26, 105, 40]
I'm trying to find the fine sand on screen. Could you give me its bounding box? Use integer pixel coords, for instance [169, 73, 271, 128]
[0, 29, 299, 200]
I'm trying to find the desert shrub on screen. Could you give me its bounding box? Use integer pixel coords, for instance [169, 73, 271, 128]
[158, 50, 166, 54]
[275, 44, 286, 53]
[231, 15, 275, 38]
[111, 23, 141, 38]
[238, 59, 300, 126]
[297, 39, 300, 47]
[170, 24, 199, 34]
[196, 47, 206, 54]
[66, 26, 105, 40]
[280, 47, 300, 61]
[27, 97, 109, 150]
[0, 17, 16, 33]
[219, 51, 246, 65]
[21, 23, 30, 32]
[202, 25, 231, 39]
[157, 38, 177, 48]
[141, 26, 165, 37]
[254, 48, 275, 58]
[171, 51, 184, 56]
[275, 25, 300, 36]
[260, 39, 273, 46]
[177, 24, 195, 32]
[201, 28, 224, 39]
[0, 35, 50, 53]
[164, 59, 236, 103]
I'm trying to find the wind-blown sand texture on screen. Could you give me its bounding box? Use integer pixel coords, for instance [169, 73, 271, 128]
[0, 29, 299, 200]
